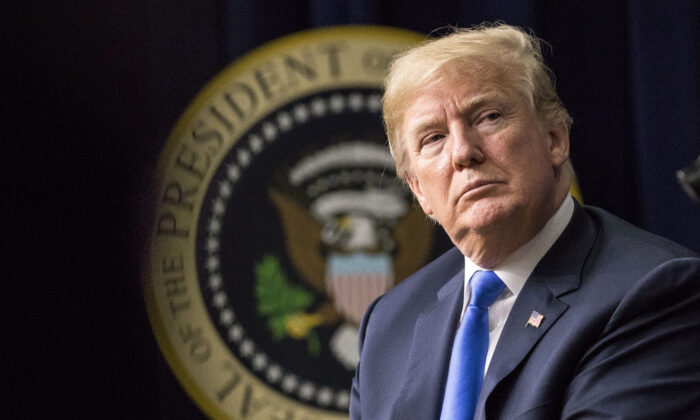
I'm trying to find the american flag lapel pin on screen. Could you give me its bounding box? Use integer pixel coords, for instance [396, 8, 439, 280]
[526, 310, 544, 328]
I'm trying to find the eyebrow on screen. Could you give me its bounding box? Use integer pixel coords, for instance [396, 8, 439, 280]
[407, 114, 444, 138]
[406, 90, 509, 137]
[456, 91, 509, 115]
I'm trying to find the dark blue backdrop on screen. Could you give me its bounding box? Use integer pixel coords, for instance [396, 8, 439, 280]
[219, 0, 700, 252]
[149, 1, 700, 417]
[11, 0, 699, 417]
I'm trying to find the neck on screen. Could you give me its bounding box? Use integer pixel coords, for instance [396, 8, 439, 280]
[460, 192, 569, 269]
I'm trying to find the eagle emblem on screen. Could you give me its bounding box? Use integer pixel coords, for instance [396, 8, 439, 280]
[264, 141, 434, 369]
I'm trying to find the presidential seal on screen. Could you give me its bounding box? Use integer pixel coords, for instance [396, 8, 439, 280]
[144, 26, 444, 419]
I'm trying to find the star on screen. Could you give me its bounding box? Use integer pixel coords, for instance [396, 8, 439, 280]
[249, 134, 264, 153]
[277, 111, 293, 131]
[212, 198, 225, 215]
[329, 93, 345, 113]
[348, 92, 364, 111]
[266, 365, 282, 383]
[281, 374, 299, 392]
[206, 237, 219, 253]
[208, 219, 221, 235]
[218, 181, 232, 198]
[299, 382, 315, 400]
[317, 387, 333, 405]
[311, 97, 327, 117]
[252, 353, 268, 371]
[367, 94, 382, 112]
[336, 391, 350, 409]
[206, 256, 220, 271]
[226, 164, 240, 181]
[208, 274, 222, 290]
[213, 292, 228, 308]
[237, 148, 251, 166]
[262, 121, 278, 141]
[228, 325, 244, 342]
[220, 309, 234, 325]
[293, 103, 310, 123]
[240, 339, 255, 356]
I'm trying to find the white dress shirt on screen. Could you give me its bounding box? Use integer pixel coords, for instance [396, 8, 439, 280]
[460, 195, 575, 373]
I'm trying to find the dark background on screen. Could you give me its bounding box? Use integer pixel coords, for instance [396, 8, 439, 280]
[8, 1, 699, 418]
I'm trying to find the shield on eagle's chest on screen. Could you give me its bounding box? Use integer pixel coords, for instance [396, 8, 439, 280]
[325, 252, 394, 326]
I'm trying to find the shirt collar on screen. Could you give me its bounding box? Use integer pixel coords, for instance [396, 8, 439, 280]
[463, 195, 575, 297]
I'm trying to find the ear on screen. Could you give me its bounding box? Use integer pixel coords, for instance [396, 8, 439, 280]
[548, 122, 570, 168]
[406, 176, 434, 215]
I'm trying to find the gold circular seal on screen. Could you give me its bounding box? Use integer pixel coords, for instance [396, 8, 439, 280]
[144, 26, 429, 419]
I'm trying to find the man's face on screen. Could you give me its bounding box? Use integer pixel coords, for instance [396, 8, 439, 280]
[401, 73, 569, 262]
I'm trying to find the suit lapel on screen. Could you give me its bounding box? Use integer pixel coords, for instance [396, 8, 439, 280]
[477, 277, 569, 417]
[391, 268, 465, 420]
[477, 202, 598, 419]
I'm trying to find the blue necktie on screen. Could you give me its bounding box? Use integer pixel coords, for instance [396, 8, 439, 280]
[440, 270, 505, 420]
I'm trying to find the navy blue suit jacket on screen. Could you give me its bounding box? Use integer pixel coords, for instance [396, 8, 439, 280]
[350, 204, 700, 419]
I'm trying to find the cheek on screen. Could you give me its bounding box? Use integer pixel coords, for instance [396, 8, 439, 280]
[417, 168, 452, 212]
[499, 134, 550, 170]
[415, 153, 451, 183]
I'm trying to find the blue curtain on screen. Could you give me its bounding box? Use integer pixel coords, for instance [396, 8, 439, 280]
[23, 1, 699, 417]
[134, 2, 700, 417]
[219, 0, 700, 252]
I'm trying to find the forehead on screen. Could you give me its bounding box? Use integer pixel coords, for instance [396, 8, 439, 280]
[402, 74, 519, 129]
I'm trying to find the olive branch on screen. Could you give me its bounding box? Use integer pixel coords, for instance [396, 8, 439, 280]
[254, 254, 320, 356]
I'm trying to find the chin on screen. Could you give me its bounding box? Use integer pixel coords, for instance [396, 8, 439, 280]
[442, 210, 502, 246]
[463, 198, 515, 230]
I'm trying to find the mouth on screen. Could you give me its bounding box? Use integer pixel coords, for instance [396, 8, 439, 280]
[460, 180, 502, 198]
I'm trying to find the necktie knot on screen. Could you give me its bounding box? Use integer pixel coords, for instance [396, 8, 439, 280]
[469, 270, 505, 308]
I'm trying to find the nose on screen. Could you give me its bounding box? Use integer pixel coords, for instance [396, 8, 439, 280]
[451, 121, 485, 169]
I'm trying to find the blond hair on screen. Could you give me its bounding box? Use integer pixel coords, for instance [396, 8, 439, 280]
[383, 23, 573, 180]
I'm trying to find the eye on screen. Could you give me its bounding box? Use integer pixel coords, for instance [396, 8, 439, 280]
[425, 133, 445, 143]
[472, 110, 503, 128]
[483, 112, 501, 122]
[419, 133, 446, 148]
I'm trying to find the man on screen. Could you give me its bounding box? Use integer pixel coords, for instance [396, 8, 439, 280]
[350, 24, 700, 419]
